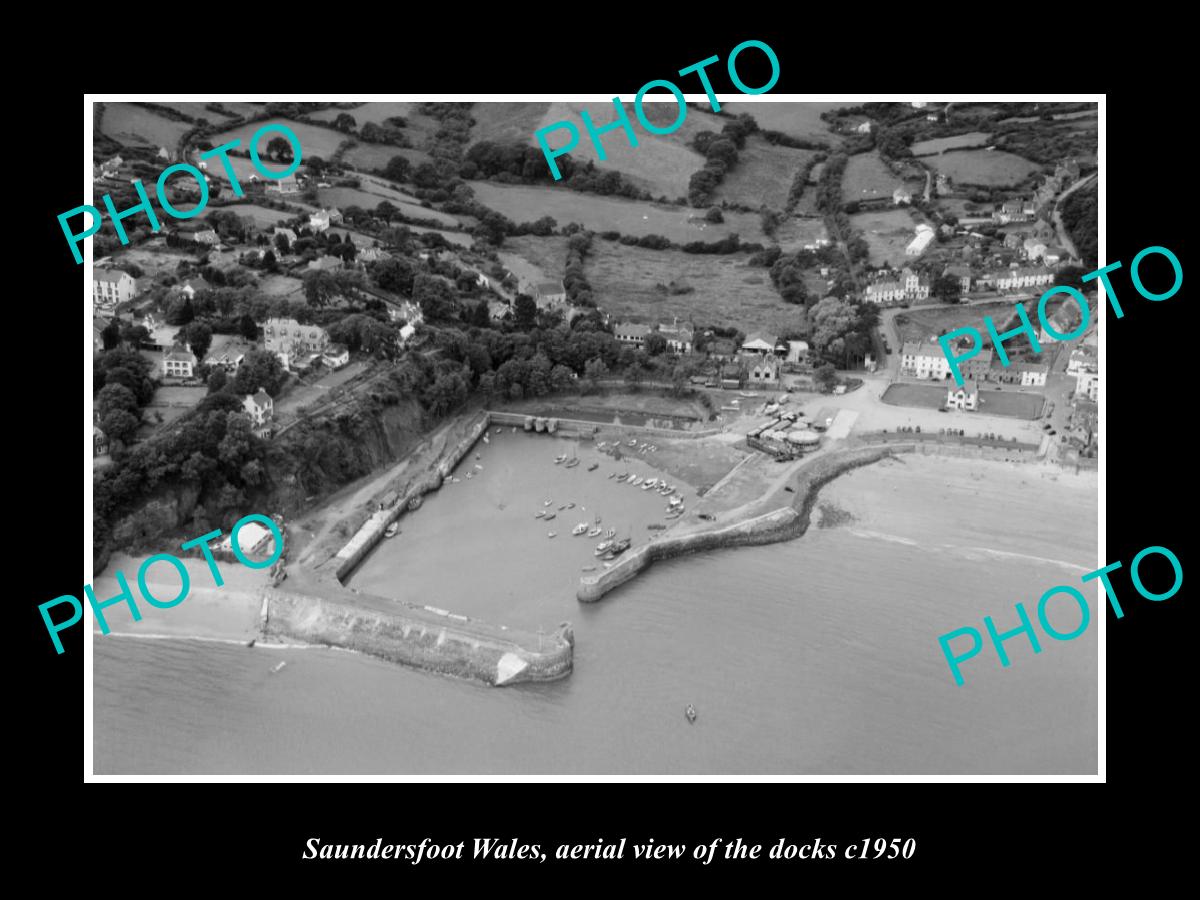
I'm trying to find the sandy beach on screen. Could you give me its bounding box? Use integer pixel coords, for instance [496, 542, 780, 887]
[90, 553, 269, 643]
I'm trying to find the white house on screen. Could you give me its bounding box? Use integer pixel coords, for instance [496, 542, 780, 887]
[1067, 347, 1098, 377]
[865, 279, 905, 305]
[901, 267, 930, 300]
[163, 345, 197, 378]
[309, 209, 332, 232]
[1015, 362, 1049, 387]
[993, 266, 1055, 291]
[906, 224, 935, 257]
[488, 301, 512, 322]
[741, 332, 780, 356]
[855, 121, 872, 134]
[747, 356, 780, 385]
[659, 319, 694, 354]
[614, 323, 650, 347]
[893, 187, 912, 205]
[263, 318, 329, 370]
[93, 269, 137, 306]
[266, 175, 300, 194]
[1075, 370, 1099, 402]
[946, 380, 979, 411]
[900, 341, 951, 380]
[786, 340, 809, 363]
[322, 343, 350, 370]
[242, 389, 274, 427]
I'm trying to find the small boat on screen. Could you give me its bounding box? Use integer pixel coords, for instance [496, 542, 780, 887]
[608, 472, 616, 479]
[544, 512, 556, 521]
[572, 523, 588, 535]
[565, 457, 580, 468]
[587, 462, 599, 471]
[482, 434, 490, 444]
[587, 527, 603, 537]
[474, 464, 483, 470]
[465, 472, 473, 479]
[535, 510, 545, 519]
[603, 562, 613, 568]
[669, 496, 683, 507]
[648, 523, 667, 530]
[270, 661, 287, 675]
[451, 477, 461, 483]
[607, 537, 632, 557]
[665, 510, 683, 519]
[543, 499, 553, 506]
[385, 522, 399, 538]
[594, 540, 612, 555]
[475, 453, 481, 460]
[628, 439, 637, 446]
[606, 527, 616, 538]
[630, 476, 643, 486]
[642, 478, 658, 490]
[558, 504, 567, 510]
[581, 565, 597, 572]
[602, 551, 615, 561]
[685, 704, 697, 724]
[567, 502, 576, 509]
[547, 531, 557, 538]
[554, 454, 567, 464]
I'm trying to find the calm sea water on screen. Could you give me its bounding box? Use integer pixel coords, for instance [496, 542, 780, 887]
[94, 434, 1098, 774]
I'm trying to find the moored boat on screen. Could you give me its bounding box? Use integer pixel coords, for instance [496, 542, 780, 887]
[587, 462, 599, 471]
[535, 510, 545, 519]
[565, 457, 580, 468]
[385, 522, 399, 538]
[544, 512, 556, 521]
[587, 526, 603, 537]
[543, 499, 553, 506]
[594, 540, 612, 555]
[547, 531, 557, 538]
[572, 523, 588, 535]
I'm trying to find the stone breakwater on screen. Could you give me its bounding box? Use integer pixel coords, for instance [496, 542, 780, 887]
[265, 589, 574, 686]
[577, 445, 900, 603]
[333, 412, 492, 583]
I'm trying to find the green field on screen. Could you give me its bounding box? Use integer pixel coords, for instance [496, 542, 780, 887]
[468, 181, 768, 243]
[316, 186, 461, 227]
[500, 236, 568, 290]
[849, 209, 924, 267]
[843, 152, 919, 203]
[344, 143, 430, 173]
[925, 149, 1041, 187]
[203, 203, 292, 227]
[774, 216, 829, 253]
[882, 383, 1043, 419]
[713, 137, 816, 210]
[101, 103, 192, 149]
[892, 302, 1018, 345]
[310, 102, 417, 127]
[720, 101, 842, 142]
[259, 274, 305, 298]
[910, 132, 991, 155]
[585, 240, 805, 335]
[207, 118, 348, 162]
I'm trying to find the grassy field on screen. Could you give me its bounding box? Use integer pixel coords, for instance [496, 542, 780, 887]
[849, 209, 924, 267]
[713, 137, 816, 210]
[720, 101, 842, 143]
[892, 302, 1017, 344]
[585, 240, 805, 334]
[310, 102, 417, 127]
[202, 153, 257, 184]
[881, 383, 1043, 419]
[910, 132, 990, 155]
[774, 216, 829, 253]
[843, 152, 919, 203]
[470, 102, 560, 145]
[153, 101, 263, 122]
[316, 186, 461, 227]
[207, 118, 347, 162]
[101, 103, 192, 149]
[468, 181, 768, 243]
[501, 236, 567, 289]
[142, 385, 206, 433]
[344, 143, 430, 173]
[924, 149, 1041, 187]
[259, 274, 305, 298]
[529, 100, 712, 199]
[203, 203, 292, 227]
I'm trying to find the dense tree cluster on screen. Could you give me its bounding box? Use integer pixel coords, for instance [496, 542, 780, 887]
[808, 297, 878, 368]
[563, 231, 595, 307]
[687, 113, 758, 207]
[461, 140, 651, 200]
[1058, 182, 1097, 269]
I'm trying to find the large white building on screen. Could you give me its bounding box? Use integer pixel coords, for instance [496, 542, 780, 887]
[946, 380, 980, 411]
[263, 317, 329, 370]
[900, 341, 951, 380]
[1075, 370, 1099, 402]
[906, 224, 936, 257]
[93, 269, 137, 306]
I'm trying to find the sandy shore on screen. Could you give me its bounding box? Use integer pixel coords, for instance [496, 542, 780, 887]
[89, 553, 268, 642]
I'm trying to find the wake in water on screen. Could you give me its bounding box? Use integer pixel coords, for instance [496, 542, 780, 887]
[844, 531, 1091, 573]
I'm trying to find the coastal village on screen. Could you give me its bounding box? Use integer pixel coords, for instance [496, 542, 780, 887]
[89, 99, 1099, 686]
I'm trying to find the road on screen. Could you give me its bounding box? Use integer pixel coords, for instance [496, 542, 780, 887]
[1051, 172, 1097, 263]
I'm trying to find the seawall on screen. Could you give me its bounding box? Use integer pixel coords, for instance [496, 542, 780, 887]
[577, 445, 899, 603]
[264, 588, 573, 686]
[332, 412, 492, 583]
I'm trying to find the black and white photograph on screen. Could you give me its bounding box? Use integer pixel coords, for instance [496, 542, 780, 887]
[80, 94, 1104, 776]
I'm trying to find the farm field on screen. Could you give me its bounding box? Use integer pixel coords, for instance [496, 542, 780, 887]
[152, 101, 256, 122]
[882, 383, 1043, 419]
[849, 209, 924, 267]
[585, 240, 804, 335]
[101, 103, 191, 149]
[911, 132, 990, 155]
[470, 102, 558, 145]
[468, 181, 768, 243]
[141, 385, 207, 434]
[111, 245, 197, 278]
[842, 152, 919, 203]
[501, 236, 568, 290]
[310, 102, 417, 127]
[720, 101, 842, 143]
[316, 186, 461, 227]
[774, 216, 829, 253]
[204, 203, 292, 227]
[202, 153, 258, 183]
[712, 137, 816, 210]
[207, 118, 347, 162]
[924, 149, 1041, 188]
[344, 143, 430, 173]
[529, 101, 714, 198]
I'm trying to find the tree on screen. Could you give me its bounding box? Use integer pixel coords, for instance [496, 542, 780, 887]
[232, 350, 286, 396]
[931, 274, 962, 304]
[165, 295, 195, 325]
[183, 321, 212, 361]
[705, 206, 724, 224]
[644, 332, 668, 356]
[333, 113, 357, 134]
[274, 233, 290, 255]
[262, 249, 279, 273]
[384, 155, 411, 183]
[370, 257, 414, 294]
[238, 314, 258, 341]
[100, 318, 122, 350]
[814, 363, 838, 392]
[514, 293, 537, 330]
[266, 136, 294, 161]
[119, 321, 150, 347]
[469, 300, 490, 328]
[100, 408, 140, 445]
[413, 273, 457, 322]
[97, 382, 139, 420]
[207, 367, 228, 394]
